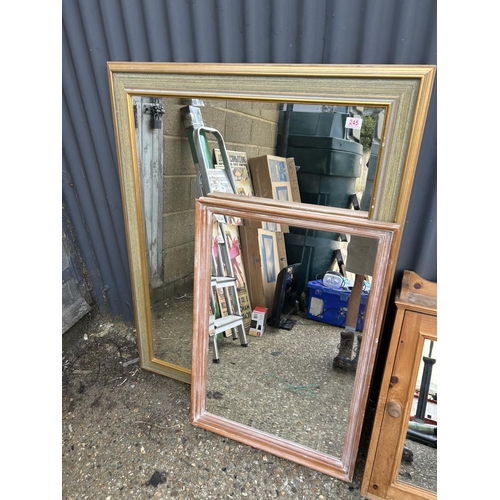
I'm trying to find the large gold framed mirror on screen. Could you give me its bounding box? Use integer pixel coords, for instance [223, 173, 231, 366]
[107, 63, 435, 385]
[191, 192, 400, 480]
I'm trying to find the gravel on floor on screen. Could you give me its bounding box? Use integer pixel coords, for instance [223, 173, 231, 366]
[62, 311, 374, 499]
[61, 308, 438, 499]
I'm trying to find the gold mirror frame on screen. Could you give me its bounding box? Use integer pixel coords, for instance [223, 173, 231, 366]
[192, 192, 400, 480]
[107, 62, 435, 384]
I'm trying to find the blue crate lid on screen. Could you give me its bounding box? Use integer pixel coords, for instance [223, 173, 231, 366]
[307, 279, 370, 303]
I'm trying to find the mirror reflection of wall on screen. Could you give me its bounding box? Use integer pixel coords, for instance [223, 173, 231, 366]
[132, 98, 385, 369]
[206, 216, 378, 459]
[133, 98, 281, 368]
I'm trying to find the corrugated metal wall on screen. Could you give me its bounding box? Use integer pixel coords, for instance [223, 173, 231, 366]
[62, 0, 437, 323]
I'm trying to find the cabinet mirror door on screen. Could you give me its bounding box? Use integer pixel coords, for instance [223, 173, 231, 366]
[363, 309, 437, 500]
[399, 337, 437, 493]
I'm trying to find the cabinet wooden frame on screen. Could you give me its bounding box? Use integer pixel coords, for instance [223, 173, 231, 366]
[191, 192, 400, 481]
[362, 271, 437, 499]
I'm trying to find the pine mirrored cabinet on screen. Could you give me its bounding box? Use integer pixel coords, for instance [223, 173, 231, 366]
[362, 271, 437, 499]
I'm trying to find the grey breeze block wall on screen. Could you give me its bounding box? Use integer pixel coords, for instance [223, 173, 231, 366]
[151, 99, 280, 304]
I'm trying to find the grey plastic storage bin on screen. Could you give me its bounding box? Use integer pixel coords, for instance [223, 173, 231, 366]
[278, 109, 348, 138]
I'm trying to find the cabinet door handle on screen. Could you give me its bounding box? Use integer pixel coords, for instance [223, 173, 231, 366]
[387, 401, 402, 418]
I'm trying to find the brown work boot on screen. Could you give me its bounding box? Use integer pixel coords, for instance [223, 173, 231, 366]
[333, 331, 354, 369]
[349, 334, 363, 371]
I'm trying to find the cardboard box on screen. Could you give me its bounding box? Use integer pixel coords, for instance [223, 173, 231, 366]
[274, 230, 288, 270]
[286, 157, 301, 202]
[248, 155, 292, 200]
[249, 306, 268, 337]
[247, 155, 293, 233]
[239, 226, 283, 313]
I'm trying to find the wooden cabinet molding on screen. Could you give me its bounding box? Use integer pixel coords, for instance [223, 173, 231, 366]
[362, 271, 437, 500]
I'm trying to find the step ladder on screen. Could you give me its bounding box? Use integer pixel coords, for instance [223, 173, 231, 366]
[209, 276, 247, 363]
[182, 104, 247, 362]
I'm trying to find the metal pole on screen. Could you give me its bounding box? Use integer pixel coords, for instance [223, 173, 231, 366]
[279, 104, 294, 157]
[415, 355, 436, 421]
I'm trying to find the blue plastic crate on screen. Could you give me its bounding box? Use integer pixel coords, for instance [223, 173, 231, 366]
[306, 280, 369, 331]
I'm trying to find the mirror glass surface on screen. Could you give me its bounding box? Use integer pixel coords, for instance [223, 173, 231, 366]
[205, 214, 376, 459]
[133, 97, 386, 371]
[398, 338, 437, 493]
